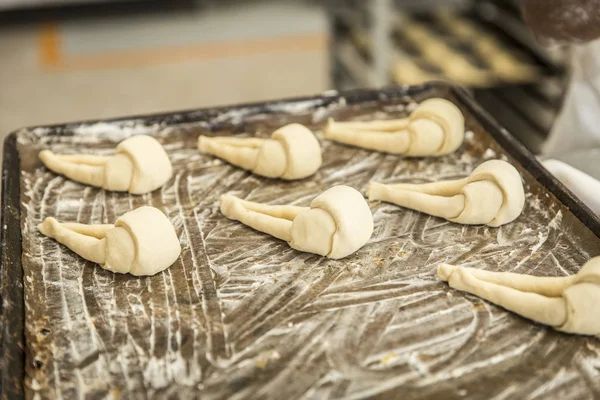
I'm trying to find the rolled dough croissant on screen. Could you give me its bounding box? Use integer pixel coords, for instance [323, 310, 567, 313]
[38, 206, 181, 276]
[368, 160, 525, 227]
[438, 257, 600, 337]
[323, 98, 464, 156]
[220, 185, 373, 259]
[198, 123, 322, 180]
[39, 135, 172, 195]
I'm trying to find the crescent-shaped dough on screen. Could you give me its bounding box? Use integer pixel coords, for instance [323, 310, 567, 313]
[368, 160, 525, 227]
[438, 257, 600, 337]
[198, 123, 322, 180]
[219, 185, 373, 259]
[324, 98, 465, 156]
[39, 135, 172, 194]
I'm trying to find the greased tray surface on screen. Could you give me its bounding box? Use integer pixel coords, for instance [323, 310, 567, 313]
[6, 84, 600, 399]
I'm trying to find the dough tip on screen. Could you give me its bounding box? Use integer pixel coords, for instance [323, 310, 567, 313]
[37, 217, 58, 236]
[219, 193, 240, 218]
[437, 263, 456, 282]
[38, 149, 55, 163]
[197, 135, 208, 153]
[366, 181, 384, 201]
[365, 183, 373, 200]
[323, 118, 335, 136]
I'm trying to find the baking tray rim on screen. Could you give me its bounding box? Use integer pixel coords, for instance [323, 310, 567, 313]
[2, 81, 599, 399]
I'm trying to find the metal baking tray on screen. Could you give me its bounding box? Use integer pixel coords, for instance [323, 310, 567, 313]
[3, 83, 600, 399]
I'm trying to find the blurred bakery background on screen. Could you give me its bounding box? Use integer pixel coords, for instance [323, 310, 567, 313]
[330, 0, 569, 154]
[0, 0, 329, 141]
[1, 0, 598, 207]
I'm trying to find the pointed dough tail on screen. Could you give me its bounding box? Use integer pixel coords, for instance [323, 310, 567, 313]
[38, 217, 107, 265]
[219, 194, 294, 242]
[437, 263, 456, 282]
[39, 150, 106, 188]
[368, 181, 465, 220]
[37, 217, 60, 238]
[448, 266, 568, 328]
[198, 136, 263, 172]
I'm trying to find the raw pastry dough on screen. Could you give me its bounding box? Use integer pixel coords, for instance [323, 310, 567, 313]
[368, 160, 524, 227]
[438, 257, 600, 337]
[324, 98, 464, 156]
[38, 206, 181, 276]
[220, 185, 373, 259]
[198, 123, 322, 180]
[39, 135, 172, 195]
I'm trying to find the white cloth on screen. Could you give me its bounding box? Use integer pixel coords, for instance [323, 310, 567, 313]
[542, 159, 600, 215]
[544, 40, 600, 155]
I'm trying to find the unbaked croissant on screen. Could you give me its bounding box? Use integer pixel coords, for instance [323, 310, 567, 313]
[438, 257, 600, 337]
[368, 160, 525, 227]
[38, 206, 181, 276]
[39, 135, 172, 195]
[198, 123, 322, 180]
[323, 98, 464, 156]
[220, 185, 373, 259]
